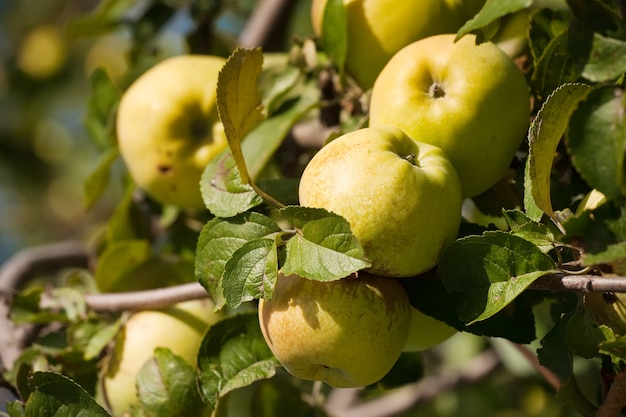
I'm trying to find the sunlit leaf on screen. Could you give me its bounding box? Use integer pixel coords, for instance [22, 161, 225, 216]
[456, 0, 532, 42]
[319, 0, 347, 73]
[23, 371, 110, 416]
[222, 238, 279, 308]
[524, 83, 593, 223]
[279, 206, 371, 281]
[137, 347, 206, 417]
[216, 47, 265, 184]
[195, 212, 281, 308]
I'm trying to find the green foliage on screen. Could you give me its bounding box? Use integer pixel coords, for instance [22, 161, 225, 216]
[197, 313, 280, 411]
[8, 0, 626, 416]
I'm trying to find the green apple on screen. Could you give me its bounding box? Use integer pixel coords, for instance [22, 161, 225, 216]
[403, 307, 457, 352]
[369, 33, 530, 198]
[298, 126, 462, 278]
[258, 272, 411, 388]
[100, 299, 221, 416]
[17, 25, 68, 79]
[311, 0, 485, 89]
[116, 55, 228, 210]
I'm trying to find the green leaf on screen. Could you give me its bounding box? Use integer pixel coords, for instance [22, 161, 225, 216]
[82, 320, 122, 361]
[67, 0, 135, 36]
[524, 83, 593, 223]
[538, 318, 572, 382]
[83, 147, 120, 210]
[456, 0, 532, 42]
[502, 210, 556, 252]
[136, 347, 206, 417]
[582, 33, 626, 82]
[23, 371, 110, 416]
[565, 308, 607, 359]
[84, 68, 121, 148]
[200, 152, 264, 218]
[279, 206, 371, 281]
[439, 231, 557, 324]
[599, 331, 626, 363]
[242, 80, 319, 179]
[222, 238, 279, 308]
[582, 241, 626, 267]
[528, 10, 589, 100]
[217, 48, 265, 184]
[319, 0, 347, 74]
[402, 272, 539, 343]
[106, 184, 152, 242]
[555, 376, 598, 417]
[195, 212, 282, 308]
[197, 313, 280, 410]
[567, 86, 626, 200]
[94, 239, 152, 292]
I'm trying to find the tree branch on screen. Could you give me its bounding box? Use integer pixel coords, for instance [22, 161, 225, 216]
[238, 0, 291, 49]
[532, 274, 626, 293]
[324, 350, 501, 417]
[83, 282, 209, 312]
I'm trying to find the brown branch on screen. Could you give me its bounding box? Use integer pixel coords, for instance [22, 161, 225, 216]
[324, 350, 501, 417]
[509, 342, 561, 391]
[238, 0, 291, 49]
[0, 240, 89, 292]
[83, 282, 209, 312]
[532, 274, 626, 293]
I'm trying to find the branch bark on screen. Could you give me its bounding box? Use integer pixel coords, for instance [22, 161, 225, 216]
[238, 0, 292, 49]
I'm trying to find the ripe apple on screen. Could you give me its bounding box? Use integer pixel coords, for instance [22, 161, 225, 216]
[258, 272, 411, 388]
[298, 126, 462, 278]
[116, 55, 228, 210]
[369, 33, 530, 198]
[100, 299, 221, 416]
[403, 307, 457, 352]
[16, 25, 68, 79]
[310, 0, 485, 89]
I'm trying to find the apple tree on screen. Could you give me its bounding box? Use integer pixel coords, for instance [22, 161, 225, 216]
[3, 0, 626, 416]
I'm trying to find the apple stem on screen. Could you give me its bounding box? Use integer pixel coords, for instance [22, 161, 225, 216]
[403, 154, 417, 164]
[429, 82, 446, 99]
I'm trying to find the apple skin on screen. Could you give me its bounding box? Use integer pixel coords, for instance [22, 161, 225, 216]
[369, 34, 530, 198]
[403, 307, 457, 352]
[298, 126, 462, 278]
[258, 272, 411, 388]
[116, 55, 228, 210]
[310, 0, 485, 89]
[100, 299, 221, 417]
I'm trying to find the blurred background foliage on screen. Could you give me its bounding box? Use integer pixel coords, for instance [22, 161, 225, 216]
[0, 0, 607, 416]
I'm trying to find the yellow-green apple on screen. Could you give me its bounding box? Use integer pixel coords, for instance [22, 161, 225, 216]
[369, 33, 530, 198]
[298, 126, 462, 277]
[100, 299, 221, 416]
[17, 25, 68, 79]
[258, 272, 411, 388]
[310, 0, 485, 89]
[403, 307, 457, 352]
[116, 55, 227, 210]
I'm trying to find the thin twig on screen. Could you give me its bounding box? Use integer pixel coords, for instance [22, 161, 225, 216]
[83, 282, 209, 312]
[324, 350, 501, 417]
[509, 342, 561, 391]
[238, 0, 291, 48]
[532, 274, 626, 293]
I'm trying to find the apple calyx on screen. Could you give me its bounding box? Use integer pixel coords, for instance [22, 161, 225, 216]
[403, 154, 417, 164]
[428, 82, 446, 99]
